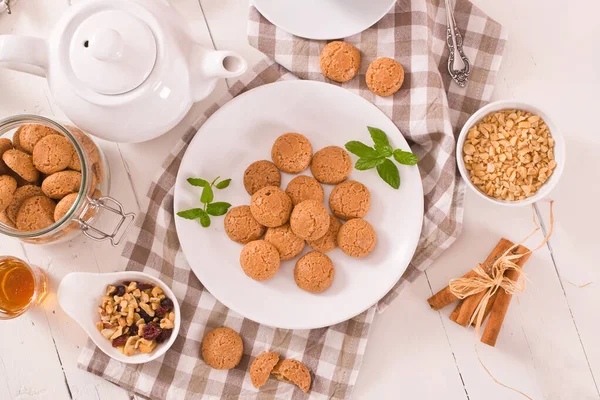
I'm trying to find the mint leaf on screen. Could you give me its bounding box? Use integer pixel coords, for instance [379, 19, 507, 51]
[376, 159, 400, 189]
[177, 208, 205, 220]
[200, 185, 214, 204]
[345, 141, 379, 158]
[368, 126, 390, 148]
[187, 178, 209, 187]
[355, 157, 385, 170]
[206, 202, 231, 216]
[375, 144, 393, 157]
[393, 149, 419, 165]
[199, 211, 211, 227]
[215, 179, 231, 189]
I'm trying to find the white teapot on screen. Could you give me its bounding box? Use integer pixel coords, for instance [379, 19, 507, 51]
[0, 0, 247, 142]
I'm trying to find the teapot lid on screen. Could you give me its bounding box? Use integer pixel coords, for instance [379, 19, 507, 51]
[69, 9, 156, 95]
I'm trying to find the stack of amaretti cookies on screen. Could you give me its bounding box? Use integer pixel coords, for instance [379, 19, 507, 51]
[224, 132, 377, 293]
[0, 124, 103, 235]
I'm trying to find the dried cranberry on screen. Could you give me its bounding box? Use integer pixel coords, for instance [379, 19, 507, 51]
[143, 322, 162, 340]
[155, 328, 173, 344]
[138, 308, 153, 323]
[115, 305, 121, 312]
[115, 285, 126, 296]
[155, 306, 168, 318]
[129, 324, 139, 336]
[160, 297, 174, 311]
[112, 334, 128, 348]
[137, 282, 154, 291]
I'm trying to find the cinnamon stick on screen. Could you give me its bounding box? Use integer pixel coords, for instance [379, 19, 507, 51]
[427, 238, 514, 311]
[481, 244, 531, 347]
[451, 238, 516, 326]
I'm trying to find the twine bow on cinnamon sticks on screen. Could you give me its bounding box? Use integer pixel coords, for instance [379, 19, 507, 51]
[427, 201, 554, 346]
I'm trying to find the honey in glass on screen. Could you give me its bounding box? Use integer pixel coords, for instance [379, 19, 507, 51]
[0, 256, 47, 318]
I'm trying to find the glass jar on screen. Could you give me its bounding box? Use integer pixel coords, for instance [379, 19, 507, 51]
[0, 115, 134, 245]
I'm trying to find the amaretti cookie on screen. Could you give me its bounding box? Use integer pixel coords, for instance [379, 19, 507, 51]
[0, 210, 15, 228]
[329, 180, 370, 220]
[15, 124, 56, 153]
[0, 175, 17, 213]
[67, 126, 100, 171]
[250, 186, 292, 228]
[307, 215, 342, 253]
[271, 359, 312, 393]
[319, 41, 361, 83]
[366, 57, 405, 97]
[250, 351, 280, 388]
[310, 146, 352, 185]
[201, 327, 244, 370]
[290, 200, 330, 241]
[2, 149, 40, 183]
[294, 252, 335, 293]
[5, 185, 44, 223]
[271, 133, 313, 173]
[54, 192, 78, 222]
[285, 175, 324, 206]
[240, 240, 280, 281]
[264, 223, 305, 261]
[0, 138, 13, 175]
[337, 218, 376, 258]
[224, 205, 266, 244]
[41, 170, 81, 199]
[32, 134, 75, 174]
[244, 160, 281, 195]
[15, 195, 56, 232]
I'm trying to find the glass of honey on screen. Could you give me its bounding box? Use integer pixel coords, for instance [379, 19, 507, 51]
[0, 256, 47, 319]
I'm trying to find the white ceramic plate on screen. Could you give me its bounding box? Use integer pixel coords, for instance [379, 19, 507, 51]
[174, 81, 423, 329]
[253, 0, 396, 40]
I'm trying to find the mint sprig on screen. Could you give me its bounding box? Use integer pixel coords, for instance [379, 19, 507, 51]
[178, 176, 232, 227]
[345, 126, 419, 189]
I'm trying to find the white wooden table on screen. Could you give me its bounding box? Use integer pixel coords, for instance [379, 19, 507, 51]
[1, 1, 599, 399]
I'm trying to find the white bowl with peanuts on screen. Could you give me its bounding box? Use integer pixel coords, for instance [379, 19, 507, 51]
[58, 271, 181, 364]
[457, 100, 565, 207]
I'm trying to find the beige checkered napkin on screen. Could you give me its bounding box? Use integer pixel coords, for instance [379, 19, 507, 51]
[78, 1, 505, 399]
[249, 0, 507, 310]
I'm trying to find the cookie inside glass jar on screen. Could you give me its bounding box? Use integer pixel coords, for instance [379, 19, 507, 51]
[0, 122, 105, 233]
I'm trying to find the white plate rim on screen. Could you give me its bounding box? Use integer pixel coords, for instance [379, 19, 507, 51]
[174, 80, 424, 329]
[252, 0, 397, 40]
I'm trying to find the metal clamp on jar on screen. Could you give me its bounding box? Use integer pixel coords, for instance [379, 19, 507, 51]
[0, 115, 135, 245]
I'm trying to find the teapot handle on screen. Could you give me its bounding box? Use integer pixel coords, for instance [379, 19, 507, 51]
[0, 35, 48, 77]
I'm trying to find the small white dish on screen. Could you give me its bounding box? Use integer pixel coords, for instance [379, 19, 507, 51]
[174, 80, 424, 330]
[456, 100, 565, 207]
[58, 271, 180, 364]
[253, 0, 396, 40]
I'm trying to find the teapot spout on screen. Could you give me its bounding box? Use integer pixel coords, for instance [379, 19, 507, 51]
[190, 46, 247, 102]
[201, 49, 247, 79]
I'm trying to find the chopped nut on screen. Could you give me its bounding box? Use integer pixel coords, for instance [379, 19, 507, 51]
[101, 328, 115, 339]
[160, 318, 174, 330]
[126, 281, 137, 293]
[95, 322, 104, 331]
[110, 326, 124, 340]
[151, 286, 163, 298]
[140, 302, 155, 317]
[138, 338, 157, 354]
[105, 285, 116, 296]
[124, 336, 140, 356]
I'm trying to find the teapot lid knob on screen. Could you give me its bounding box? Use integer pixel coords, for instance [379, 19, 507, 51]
[90, 28, 123, 62]
[69, 10, 156, 95]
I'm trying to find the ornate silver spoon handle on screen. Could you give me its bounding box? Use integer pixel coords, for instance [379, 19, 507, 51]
[445, 0, 470, 87]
